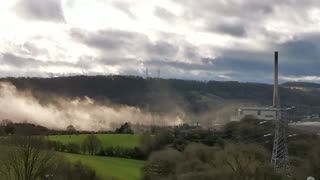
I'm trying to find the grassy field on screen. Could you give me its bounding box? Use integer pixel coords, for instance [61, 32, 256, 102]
[48, 134, 141, 148]
[64, 153, 144, 180]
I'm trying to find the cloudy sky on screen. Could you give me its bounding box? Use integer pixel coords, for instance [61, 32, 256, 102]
[0, 0, 320, 83]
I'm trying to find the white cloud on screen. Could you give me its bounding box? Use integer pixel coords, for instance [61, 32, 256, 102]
[0, 0, 320, 82]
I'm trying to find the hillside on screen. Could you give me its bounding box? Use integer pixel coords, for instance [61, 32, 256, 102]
[282, 82, 320, 89]
[1, 76, 320, 116]
[64, 153, 143, 180]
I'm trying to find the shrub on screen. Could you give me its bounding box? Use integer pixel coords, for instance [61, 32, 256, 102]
[99, 146, 145, 160]
[56, 161, 100, 180]
[81, 134, 102, 155]
[66, 143, 80, 154]
[143, 143, 287, 180]
[0, 127, 5, 136]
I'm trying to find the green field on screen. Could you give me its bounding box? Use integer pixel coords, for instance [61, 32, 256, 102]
[48, 134, 141, 148]
[64, 153, 144, 180]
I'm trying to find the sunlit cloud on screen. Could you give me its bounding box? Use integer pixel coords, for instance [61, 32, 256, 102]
[0, 0, 320, 82]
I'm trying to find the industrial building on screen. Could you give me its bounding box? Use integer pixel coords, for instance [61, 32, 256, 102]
[237, 106, 278, 120]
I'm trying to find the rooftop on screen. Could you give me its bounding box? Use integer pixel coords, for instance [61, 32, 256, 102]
[239, 106, 290, 111]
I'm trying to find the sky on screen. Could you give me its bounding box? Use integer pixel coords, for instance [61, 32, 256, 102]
[0, 0, 320, 83]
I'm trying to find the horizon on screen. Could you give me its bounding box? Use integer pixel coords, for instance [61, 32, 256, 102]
[0, 74, 319, 85]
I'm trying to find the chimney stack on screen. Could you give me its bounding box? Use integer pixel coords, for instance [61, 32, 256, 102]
[273, 51, 280, 107]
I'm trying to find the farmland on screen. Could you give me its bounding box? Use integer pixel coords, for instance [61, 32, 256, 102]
[64, 153, 144, 180]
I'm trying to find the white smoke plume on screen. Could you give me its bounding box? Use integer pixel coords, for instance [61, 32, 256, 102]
[0, 82, 184, 131]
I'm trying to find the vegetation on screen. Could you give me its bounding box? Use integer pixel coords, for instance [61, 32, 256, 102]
[1, 113, 320, 179]
[97, 146, 145, 160]
[49, 134, 146, 160]
[137, 117, 320, 180]
[143, 143, 286, 180]
[82, 134, 102, 155]
[48, 134, 141, 148]
[64, 153, 144, 180]
[115, 122, 134, 134]
[0, 121, 49, 136]
[0, 136, 56, 180]
[0, 136, 101, 180]
[55, 161, 100, 180]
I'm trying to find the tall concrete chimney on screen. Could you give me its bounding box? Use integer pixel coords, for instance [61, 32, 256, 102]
[273, 51, 280, 107]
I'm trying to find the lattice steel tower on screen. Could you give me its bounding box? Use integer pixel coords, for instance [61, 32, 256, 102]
[271, 52, 291, 174]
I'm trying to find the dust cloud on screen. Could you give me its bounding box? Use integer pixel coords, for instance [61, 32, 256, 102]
[0, 82, 184, 131]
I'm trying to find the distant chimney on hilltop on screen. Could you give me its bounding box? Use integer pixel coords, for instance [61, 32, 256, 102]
[273, 51, 280, 107]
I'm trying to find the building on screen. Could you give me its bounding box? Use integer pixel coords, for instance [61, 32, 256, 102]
[237, 106, 278, 121]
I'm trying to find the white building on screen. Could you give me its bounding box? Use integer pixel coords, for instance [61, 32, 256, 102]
[235, 107, 278, 121]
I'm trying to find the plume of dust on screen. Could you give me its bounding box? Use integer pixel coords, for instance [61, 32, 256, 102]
[0, 82, 184, 131]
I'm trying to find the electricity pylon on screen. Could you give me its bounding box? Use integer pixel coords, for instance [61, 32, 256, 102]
[271, 109, 291, 175]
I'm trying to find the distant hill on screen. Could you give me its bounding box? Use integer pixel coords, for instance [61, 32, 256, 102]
[282, 82, 320, 89]
[1, 76, 320, 117]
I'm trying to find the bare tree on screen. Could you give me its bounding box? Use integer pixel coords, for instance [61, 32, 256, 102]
[66, 125, 77, 134]
[0, 136, 58, 180]
[82, 134, 102, 155]
[222, 143, 270, 180]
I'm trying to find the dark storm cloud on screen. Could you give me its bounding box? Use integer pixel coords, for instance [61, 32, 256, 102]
[278, 33, 320, 61]
[69, 28, 212, 78]
[173, 0, 273, 21]
[169, 0, 273, 41]
[71, 28, 146, 65]
[70, 28, 149, 52]
[173, 0, 320, 39]
[23, 42, 49, 56]
[281, 40, 318, 60]
[173, 0, 320, 20]
[15, 0, 65, 22]
[275, 33, 320, 77]
[66, 0, 320, 83]
[146, 60, 213, 71]
[70, 28, 198, 61]
[164, 0, 320, 82]
[1, 53, 42, 68]
[113, 1, 136, 19]
[211, 53, 319, 81]
[97, 57, 140, 66]
[143, 57, 274, 82]
[210, 23, 247, 37]
[213, 56, 270, 74]
[0, 53, 73, 69]
[143, 32, 320, 82]
[147, 41, 179, 58]
[144, 50, 271, 77]
[154, 7, 176, 23]
[204, 32, 320, 81]
[69, 28, 320, 82]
